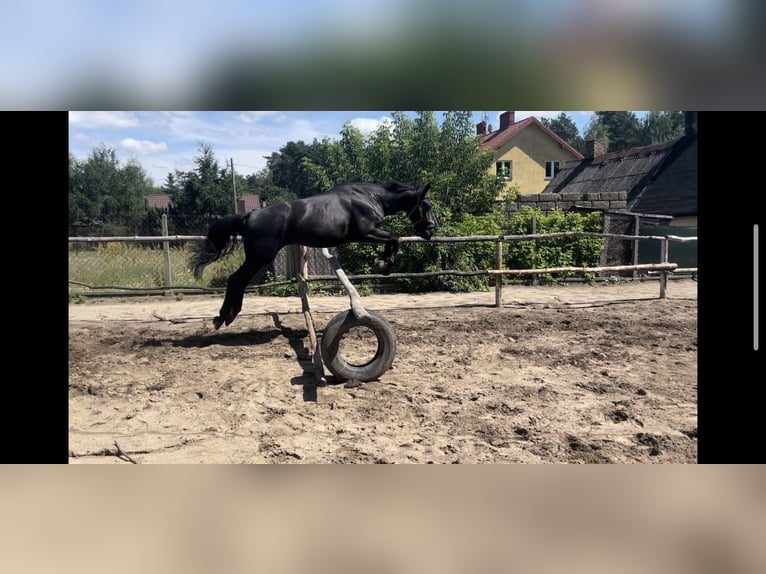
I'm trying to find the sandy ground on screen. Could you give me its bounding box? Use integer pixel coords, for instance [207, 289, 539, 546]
[68, 279, 697, 463]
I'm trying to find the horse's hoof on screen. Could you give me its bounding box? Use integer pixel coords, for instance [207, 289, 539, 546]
[374, 258, 389, 271]
[213, 316, 224, 330]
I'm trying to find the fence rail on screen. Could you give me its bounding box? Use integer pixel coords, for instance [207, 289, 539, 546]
[69, 223, 697, 301]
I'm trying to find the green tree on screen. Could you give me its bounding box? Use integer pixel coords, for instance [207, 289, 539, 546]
[541, 112, 585, 153]
[584, 115, 610, 151]
[243, 168, 296, 206]
[365, 122, 393, 181]
[299, 111, 502, 217]
[68, 144, 153, 232]
[171, 143, 232, 215]
[161, 172, 181, 196]
[642, 111, 685, 144]
[266, 140, 324, 198]
[590, 111, 644, 152]
[434, 110, 502, 215]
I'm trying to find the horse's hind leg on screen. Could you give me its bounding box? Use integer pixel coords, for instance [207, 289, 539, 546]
[214, 253, 272, 329]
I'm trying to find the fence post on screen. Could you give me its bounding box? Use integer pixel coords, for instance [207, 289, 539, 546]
[531, 214, 539, 286]
[659, 236, 669, 299]
[495, 238, 503, 308]
[633, 215, 640, 279]
[161, 214, 173, 297]
[298, 245, 326, 385]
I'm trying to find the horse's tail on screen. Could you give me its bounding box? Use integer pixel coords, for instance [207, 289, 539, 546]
[190, 214, 248, 280]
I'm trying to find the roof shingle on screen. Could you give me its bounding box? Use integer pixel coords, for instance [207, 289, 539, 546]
[543, 135, 697, 217]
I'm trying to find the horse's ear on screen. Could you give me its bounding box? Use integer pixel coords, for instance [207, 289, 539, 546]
[420, 183, 431, 199]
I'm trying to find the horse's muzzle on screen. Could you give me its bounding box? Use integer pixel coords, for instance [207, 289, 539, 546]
[419, 226, 435, 240]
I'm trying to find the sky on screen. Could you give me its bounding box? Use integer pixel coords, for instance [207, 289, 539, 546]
[68, 110, 646, 188]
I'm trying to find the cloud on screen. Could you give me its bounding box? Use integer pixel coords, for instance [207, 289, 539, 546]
[235, 111, 280, 124]
[120, 138, 168, 155]
[349, 116, 392, 136]
[68, 111, 139, 128]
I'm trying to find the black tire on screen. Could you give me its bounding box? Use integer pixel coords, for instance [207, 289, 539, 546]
[320, 310, 397, 382]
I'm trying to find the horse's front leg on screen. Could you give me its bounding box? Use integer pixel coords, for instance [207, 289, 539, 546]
[373, 238, 399, 272]
[359, 228, 399, 272]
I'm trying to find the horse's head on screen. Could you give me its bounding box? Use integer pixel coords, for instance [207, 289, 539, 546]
[407, 183, 437, 240]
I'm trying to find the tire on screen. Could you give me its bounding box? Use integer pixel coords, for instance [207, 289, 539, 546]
[320, 310, 397, 382]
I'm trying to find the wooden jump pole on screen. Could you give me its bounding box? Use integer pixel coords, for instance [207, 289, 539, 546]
[320, 248, 370, 320]
[297, 246, 326, 385]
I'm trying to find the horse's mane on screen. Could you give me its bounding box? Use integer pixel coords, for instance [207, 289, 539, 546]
[382, 180, 417, 193]
[342, 178, 418, 194]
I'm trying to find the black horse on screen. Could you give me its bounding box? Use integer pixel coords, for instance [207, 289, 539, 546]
[190, 180, 436, 329]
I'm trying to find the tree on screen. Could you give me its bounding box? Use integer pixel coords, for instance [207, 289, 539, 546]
[584, 115, 610, 151]
[591, 111, 644, 152]
[541, 113, 584, 153]
[243, 168, 296, 206]
[68, 144, 153, 232]
[170, 143, 232, 216]
[434, 110, 502, 215]
[266, 140, 324, 198]
[642, 111, 685, 145]
[298, 111, 503, 217]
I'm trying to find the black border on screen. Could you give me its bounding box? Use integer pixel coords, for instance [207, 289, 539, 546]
[696, 111, 762, 463]
[4, 111, 70, 463]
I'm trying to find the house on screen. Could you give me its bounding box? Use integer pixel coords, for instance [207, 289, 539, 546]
[542, 111, 697, 227]
[144, 193, 262, 215]
[236, 194, 261, 214]
[542, 111, 698, 268]
[146, 193, 171, 210]
[479, 111, 584, 198]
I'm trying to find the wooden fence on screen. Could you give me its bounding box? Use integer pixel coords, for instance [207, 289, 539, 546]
[69, 223, 697, 302]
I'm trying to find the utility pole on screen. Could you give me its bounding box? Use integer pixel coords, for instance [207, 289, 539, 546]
[231, 158, 237, 213]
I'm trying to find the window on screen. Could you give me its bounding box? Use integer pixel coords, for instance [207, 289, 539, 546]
[545, 161, 560, 179]
[496, 160, 512, 180]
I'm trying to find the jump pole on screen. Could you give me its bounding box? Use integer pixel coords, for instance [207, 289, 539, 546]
[297, 246, 374, 385]
[320, 248, 370, 320]
[297, 246, 326, 385]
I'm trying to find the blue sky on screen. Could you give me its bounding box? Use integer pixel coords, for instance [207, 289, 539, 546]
[68, 110, 646, 188]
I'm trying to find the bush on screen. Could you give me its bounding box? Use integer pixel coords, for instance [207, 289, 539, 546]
[505, 207, 603, 283]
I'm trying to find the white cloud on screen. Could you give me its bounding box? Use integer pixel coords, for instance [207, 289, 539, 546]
[349, 116, 392, 136]
[68, 111, 139, 128]
[120, 138, 168, 155]
[236, 111, 279, 124]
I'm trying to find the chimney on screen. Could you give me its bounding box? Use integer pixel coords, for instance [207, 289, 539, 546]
[684, 111, 697, 136]
[584, 139, 605, 158]
[476, 120, 488, 135]
[499, 111, 515, 131]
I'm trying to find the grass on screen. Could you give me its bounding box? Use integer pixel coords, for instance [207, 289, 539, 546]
[68, 242, 248, 292]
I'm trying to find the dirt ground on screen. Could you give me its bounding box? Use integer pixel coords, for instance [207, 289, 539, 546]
[68, 278, 697, 463]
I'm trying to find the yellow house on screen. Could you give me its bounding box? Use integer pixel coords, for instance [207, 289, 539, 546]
[479, 111, 584, 198]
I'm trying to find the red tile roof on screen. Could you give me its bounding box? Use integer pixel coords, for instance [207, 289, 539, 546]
[146, 193, 171, 209]
[480, 116, 584, 159]
[237, 194, 261, 213]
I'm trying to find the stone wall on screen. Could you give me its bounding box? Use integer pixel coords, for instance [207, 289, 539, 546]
[505, 191, 628, 216]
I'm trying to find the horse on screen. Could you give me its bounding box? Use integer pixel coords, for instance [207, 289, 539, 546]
[190, 180, 437, 329]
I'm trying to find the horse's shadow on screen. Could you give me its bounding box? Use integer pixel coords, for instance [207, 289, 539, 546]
[269, 313, 346, 401]
[140, 314, 340, 402]
[140, 328, 282, 349]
